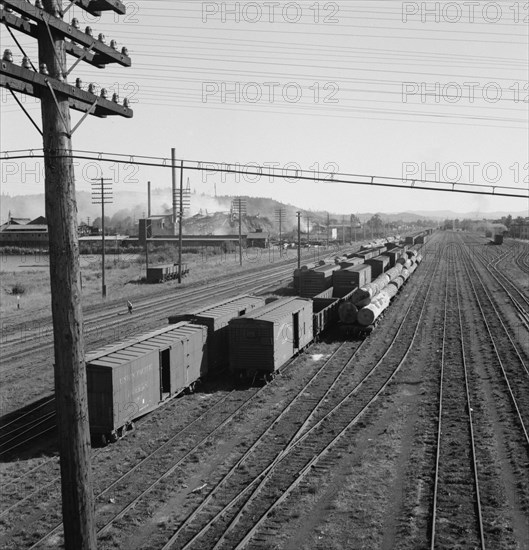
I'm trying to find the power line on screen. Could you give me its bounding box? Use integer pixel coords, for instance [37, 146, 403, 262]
[1, 149, 527, 198]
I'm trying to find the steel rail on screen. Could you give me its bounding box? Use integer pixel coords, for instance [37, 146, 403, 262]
[455, 248, 486, 550]
[430, 244, 486, 550]
[183, 240, 442, 549]
[2, 390, 234, 523]
[459, 242, 529, 447]
[463, 242, 529, 377]
[228, 241, 442, 550]
[27, 388, 262, 549]
[162, 340, 366, 550]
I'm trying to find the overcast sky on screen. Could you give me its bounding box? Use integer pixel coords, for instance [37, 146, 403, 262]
[1, 0, 527, 215]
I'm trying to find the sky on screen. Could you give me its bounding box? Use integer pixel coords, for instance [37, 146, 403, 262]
[0, 0, 528, 218]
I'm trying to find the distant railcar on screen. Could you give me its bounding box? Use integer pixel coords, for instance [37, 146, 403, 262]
[146, 263, 188, 283]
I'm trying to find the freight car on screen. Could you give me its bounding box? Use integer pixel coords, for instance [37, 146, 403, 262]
[168, 294, 266, 373]
[86, 323, 208, 444]
[146, 263, 189, 283]
[229, 297, 313, 380]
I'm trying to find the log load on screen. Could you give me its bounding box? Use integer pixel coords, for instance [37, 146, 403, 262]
[357, 292, 391, 326]
[338, 301, 358, 324]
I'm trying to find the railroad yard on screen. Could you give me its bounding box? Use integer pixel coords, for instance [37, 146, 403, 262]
[1, 230, 528, 550]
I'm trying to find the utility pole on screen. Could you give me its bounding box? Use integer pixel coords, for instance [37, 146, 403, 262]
[342, 215, 345, 246]
[0, 1, 132, 549]
[306, 215, 310, 247]
[178, 161, 183, 283]
[171, 148, 177, 236]
[350, 214, 353, 244]
[297, 211, 301, 268]
[231, 197, 246, 266]
[91, 177, 112, 298]
[326, 212, 330, 246]
[275, 207, 283, 257]
[147, 180, 151, 217]
[238, 197, 242, 266]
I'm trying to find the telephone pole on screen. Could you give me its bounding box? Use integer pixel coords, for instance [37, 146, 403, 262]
[147, 180, 151, 217]
[275, 207, 284, 256]
[91, 177, 112, 298]
[178, 161, 183, 283]
[0, 2, 132, 548]
[232, 197, 246, 266]
[297, 211, 301, 269]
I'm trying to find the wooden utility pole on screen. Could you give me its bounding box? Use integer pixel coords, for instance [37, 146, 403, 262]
[238, 196, 243, 266]
[178, 160, 183, 283]
[172, 148, 177, 236]
[91, 177, 112, 298]
[147, 180, 151, 217]
[0, 2, 132, 548]
[297, 211, 301, 269]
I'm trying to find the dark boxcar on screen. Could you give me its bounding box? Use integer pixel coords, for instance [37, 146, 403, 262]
[494, 234, 504, 244]
[229, 297, 313, 376]
[168, 295, 266, 372]
[86, 323, 207, 442]
[332, 264, 372, 298]
[298, 264, 340, 297]
[404, 235, 417, 245]
[365, 255, 390, 278]
[382, 247, 405, 267]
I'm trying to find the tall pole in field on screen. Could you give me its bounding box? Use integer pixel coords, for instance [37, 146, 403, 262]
[171, 148, 177, 236]
[297, 211, 301, 269]
[147, 180, 151, 217]
[238, 196, 242, 266]
[178, 161, 184, 283]
[91, 178, 112, 298]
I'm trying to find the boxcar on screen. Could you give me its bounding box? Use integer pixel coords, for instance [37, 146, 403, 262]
[382, 247, 405, 267]
[168, 294, 266, 372]
[332, 264, 372, 298]
[365, 255, 390, 278]
[229, 297, 313, 377]
[298, 264, 340, 297]
[86, 323, 208, 444]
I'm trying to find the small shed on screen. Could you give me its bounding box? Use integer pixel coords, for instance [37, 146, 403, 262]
[168, 295, 266, 372]
[247, 230, 270, 248]
[229, 297, 313, 375]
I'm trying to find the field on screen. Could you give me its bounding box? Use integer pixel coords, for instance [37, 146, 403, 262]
[0, 231, 528, 550]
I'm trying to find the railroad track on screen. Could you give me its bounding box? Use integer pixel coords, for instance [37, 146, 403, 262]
[429, 244, 485, 550]
[136, 240, 443, 550]
[2, 238, 441, 550]
[0, 267, 297, 458]
[458, 242, 529, 447]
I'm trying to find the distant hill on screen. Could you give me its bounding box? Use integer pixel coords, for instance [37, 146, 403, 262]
[1, 191, 524, 229]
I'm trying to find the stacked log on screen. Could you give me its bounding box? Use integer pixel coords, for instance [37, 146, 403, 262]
[357, 292, 391, 326]
[338, 301, 358, 324]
